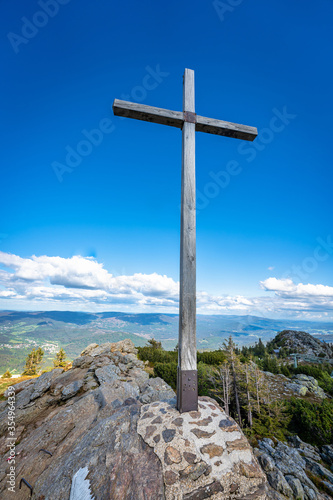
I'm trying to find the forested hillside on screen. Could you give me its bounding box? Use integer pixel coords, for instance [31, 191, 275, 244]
[138, 336, 333, 447]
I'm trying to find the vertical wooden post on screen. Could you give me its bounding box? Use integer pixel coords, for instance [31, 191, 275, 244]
[177, 69, 198, 412]
[113, 67, 257, 412]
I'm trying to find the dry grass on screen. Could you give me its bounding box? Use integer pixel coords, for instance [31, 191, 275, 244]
[305, 470, 333, 496]
[144, 365, 154, 377]
[0, 376, 37, 399]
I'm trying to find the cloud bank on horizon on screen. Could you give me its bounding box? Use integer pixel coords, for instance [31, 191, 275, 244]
[0, 251, 332, 320]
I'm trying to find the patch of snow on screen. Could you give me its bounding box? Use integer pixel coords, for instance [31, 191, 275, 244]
[70, 467, 94, 500]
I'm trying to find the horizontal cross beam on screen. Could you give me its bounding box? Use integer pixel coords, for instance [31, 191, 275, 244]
[113, 99, 258, 141]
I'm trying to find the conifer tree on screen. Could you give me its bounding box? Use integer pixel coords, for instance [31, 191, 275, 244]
[221, 361, 231, 416]
[148, 338, 162, 349]
[223, 336, 242, 427]
[256, 338, 266, 357]
[53, 348, 67, 368]
[244, 363, 253, 427]
[211, 361, 231, 415]
[22, 347, 44, 375]
[253, 364, 263, 415]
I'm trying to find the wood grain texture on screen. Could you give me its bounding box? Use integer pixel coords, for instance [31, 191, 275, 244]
[196, 115, 257, 141]
[178, 69, 197, 372]
[183, 68, 195, 113]
[112, 99, 183, 129]
[113, 99, 257, 141]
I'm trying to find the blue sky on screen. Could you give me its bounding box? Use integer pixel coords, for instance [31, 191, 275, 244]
[0, 0, 332, 319]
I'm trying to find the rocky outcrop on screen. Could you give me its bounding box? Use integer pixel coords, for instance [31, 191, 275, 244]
[255, 436, 333, 500]
[261, 371, 327, 402]
[271, 330, 333, 359]
[0, 340, 266, 500]
[321, 444, 333, 467]
[287, 375, 326, 398]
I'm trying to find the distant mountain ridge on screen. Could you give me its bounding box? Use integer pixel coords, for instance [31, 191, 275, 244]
[1, 310, 333, 332]
[0, 310, 174, 326]
[1, 310, 333, 373]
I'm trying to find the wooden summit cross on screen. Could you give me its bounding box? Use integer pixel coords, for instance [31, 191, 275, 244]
[113, 69, 257, 412]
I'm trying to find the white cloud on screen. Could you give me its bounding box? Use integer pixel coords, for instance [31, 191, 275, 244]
[0, 252, 332, 319]
[260, 277, 333, 298]
[258, 277, 333, 318]
[0, 251, 179, 310]
[0, 252, 111, 289]
[0, 290, 16, 298]
[267, 266, 275, 271]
